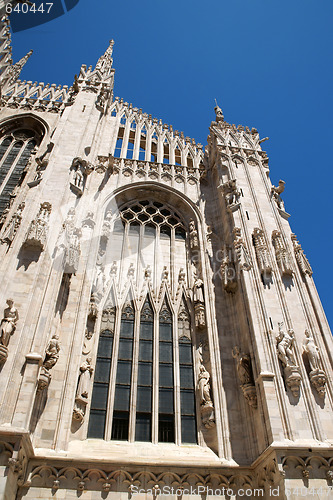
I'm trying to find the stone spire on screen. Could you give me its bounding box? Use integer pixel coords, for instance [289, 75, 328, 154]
[1, 49, 33, 89]
[95, 39, 114, 79]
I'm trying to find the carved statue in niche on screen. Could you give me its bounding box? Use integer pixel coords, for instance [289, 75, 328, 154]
[232, 346, 257, 409]
[221, 179, 240, 207]
[252, 228, 272, 276]
[197, 360, 215, 429]
[70, 157, 93, 196]
[303, 329, 327, 397]
[0, 299, 19, 364]
[220, 251, 238, 293]
[28, 142, 54, 186]
[193, 277, 206, 329]
[101, 210, 112, 243]
[92, 265, 106, 303]
[232, 227, 252, 271]
[1, 202, 25, 246]
[291, 233, 313, 277]
[24, 202, 52, 251]
[37, 334, 60, 391]
[271, 230, 293, 276]
[189, 219, 199, 251]
[276, 322, 301, 397]
[271, 180, 286, 211]
[73, 357, 94, 422]
[64, 227, 82, 274]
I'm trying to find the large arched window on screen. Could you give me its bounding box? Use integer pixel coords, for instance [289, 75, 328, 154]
[87, 199, 198, 444]
[0, 118, 44, 216]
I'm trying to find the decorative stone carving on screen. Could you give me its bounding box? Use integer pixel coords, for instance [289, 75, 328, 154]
[23, 202, 52, 250]
[1, 202, 25, 246]
[162, 266, 168, 281]
[189, 219, 199, 251]
[193, 278, 205, 329]
[303, 329, 327, 397]
[82, 211, 95, 229]
[128, 263, 135, 278]
[198, 362, 215, 428]
[101, 210, 112, 243]
[92, 265, 106, 303]
[232, 346, 257, 409]
[178, 267, 185, 282]
[37, 334, 60, 391]
[0, 299, 19, 364]
[276, 323, 301, 397]
[73, 357, 93, 422]
[232, 227, 252, 271]
[252, 228, 272, 276]
[291, 233, 313, 277]
[70, 157, 93, 196]
[28, 142, 54, 187]
[271, 230, 293, 276]
[271, 180, 286, 211]
[57, 209, 82, 274]
[144, 265, 151, 280]
[214, 103, 224, 123]
[220, 179, 240, 207]
[220, 252, 238, 293]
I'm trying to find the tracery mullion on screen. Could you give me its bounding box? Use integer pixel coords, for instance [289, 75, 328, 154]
[128, 308, 140, 442]
[170, 227, 175, 297]
[173, 308, 181, 445]
[132, 122, 141, 160]
[152, 313, 159, 444]
[119, 221, 130, 286]
[104, 306, 122, 440]
[120, 116, 131, 158]
[0, 136, 13, 166]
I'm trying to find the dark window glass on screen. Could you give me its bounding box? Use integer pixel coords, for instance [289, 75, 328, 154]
[158, 415, 175, 442]
[88, 324, 115, 439]
[135, 413, 151, 442]
[111, 411, 129, 440]
[181, 416, 197, 443]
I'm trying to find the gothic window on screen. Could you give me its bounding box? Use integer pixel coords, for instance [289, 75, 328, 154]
[0, 128, 39, 216]
[139, 126, 146, 160]
[87, 200, 198, 444]
[163, 137, 169, 164]
[151, 131, 158, 162]
[113, 130, 123, 158]
[175, 145, 181, 166]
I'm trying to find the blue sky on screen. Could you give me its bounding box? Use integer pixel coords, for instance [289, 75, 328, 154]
[11, 0, 333, 328]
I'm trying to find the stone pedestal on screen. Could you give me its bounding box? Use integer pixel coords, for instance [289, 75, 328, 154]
[309, 368, 327, 397]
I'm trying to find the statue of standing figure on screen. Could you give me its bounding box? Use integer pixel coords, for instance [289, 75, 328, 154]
[0, 299, 19, 347]
[276, 323, 296, 367]
[43, 334, 60, 370]
[303, 329, 320, 372]
[198, 364, 213, 406]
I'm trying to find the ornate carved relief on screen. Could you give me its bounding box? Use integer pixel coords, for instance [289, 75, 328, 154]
[0, 299, 19, 364]
[252, 228, 272, 276]
[57, 209, 82, 274]
[1, 202, 25, 246]
[276, 322, 301, 397]
[232, 227, 252, 271]
[303, 329, 327, 397]
[37, 334, 60, 391]
[291, 233, 313, 277]
[82, 211, 95, 229]
[271, 230, 293, 276]
[23, 202, 51, 250]
[101, 210, 112, 243]
[73, 357, 94, 422]
[232, 346, 257, 409]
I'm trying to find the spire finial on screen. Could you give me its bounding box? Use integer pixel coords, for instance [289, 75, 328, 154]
[1, 49, 33, 89]
[95, 39, 115, 77]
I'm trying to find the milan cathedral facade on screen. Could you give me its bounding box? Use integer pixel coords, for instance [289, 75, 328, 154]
[0, 16, 332, 500]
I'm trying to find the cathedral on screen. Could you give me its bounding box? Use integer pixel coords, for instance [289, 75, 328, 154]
[0, 15, 332, 500]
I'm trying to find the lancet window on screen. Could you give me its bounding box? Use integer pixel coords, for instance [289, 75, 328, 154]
[0, 128, 39, 216]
